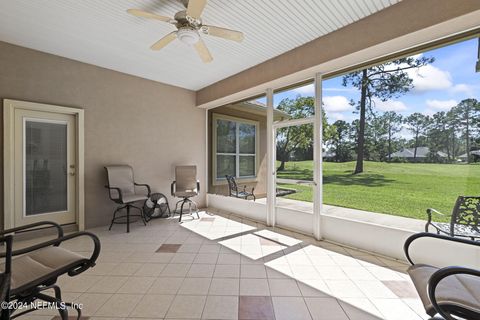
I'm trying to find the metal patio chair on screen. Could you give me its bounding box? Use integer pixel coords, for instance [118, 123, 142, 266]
[105, 165, 151, 233]
[0, 221, 100, 320]
[171, 165, 200, 222]
[425, 196, 480, 240]
[225, 175, 255, 201]
[405, 232, 480, 320]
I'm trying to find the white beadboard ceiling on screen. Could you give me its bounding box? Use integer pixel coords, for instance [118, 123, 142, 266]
[0, 0, 400, 90]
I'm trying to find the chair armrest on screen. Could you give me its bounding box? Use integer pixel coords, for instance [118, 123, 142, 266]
[428, 266, 480, 320]
[134, 182, 151, 197]
[426, 208, 445, 221]
[105, 185, 123, 201]
[0, 231, 101, 276]
[404, 232, 480, 266]
[171, 181, 176, 197]
[0, 235, 13, 275]
[0, 221, 64, 244]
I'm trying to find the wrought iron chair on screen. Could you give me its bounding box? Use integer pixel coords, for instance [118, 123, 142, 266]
[105, 165, 151, 233]
[0, 221, 100, 320]
[171, 166, 200, 222]
[425, 196, 480, 240]
[225, 175, 255, 201]
[404, 232, 480, 320]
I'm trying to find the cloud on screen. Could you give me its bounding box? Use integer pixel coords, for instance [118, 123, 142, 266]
[327, 112, 346, 121]
[407, 65, 453, 92]
[372, 98, 408, 112]
[322, 96, 352, 112]
[292, 84, 314, 95]
[425, 99, 457, 110]
[451, 84, 476, 97]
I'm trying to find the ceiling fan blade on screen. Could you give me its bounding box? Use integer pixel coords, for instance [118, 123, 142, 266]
[127, 9, 174, 23]
[202, 25, 244, 42]
[150, 32, 177, 51]
[194, 38, 213, 63]
[186, 0, 207, 19]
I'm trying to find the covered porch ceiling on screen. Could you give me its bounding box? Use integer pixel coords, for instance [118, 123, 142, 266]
[0, 0, 400, 90]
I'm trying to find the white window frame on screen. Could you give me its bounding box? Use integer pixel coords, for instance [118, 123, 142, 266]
[212, 113, 260, 185]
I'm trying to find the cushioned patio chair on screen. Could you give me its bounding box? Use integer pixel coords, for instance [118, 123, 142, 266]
[425, 196, 480, 240]
[225, 175, 255, 201]
[171, 165, 200, 222]
[404, 232, 480, 320]
[105, 165, 151, 232]
[0, 221, 100, 320]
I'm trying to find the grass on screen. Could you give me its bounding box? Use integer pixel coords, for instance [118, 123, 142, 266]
[276, 161, 480, 221]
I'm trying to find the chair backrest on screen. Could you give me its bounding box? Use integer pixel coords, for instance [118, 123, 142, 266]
[105, 165, 135, 198]
[225, 175, 238, 196]
[175, 166, 198, 192]
[451, 196, 480, 230]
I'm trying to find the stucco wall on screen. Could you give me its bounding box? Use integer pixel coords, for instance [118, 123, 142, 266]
[0, 41, 206, 229]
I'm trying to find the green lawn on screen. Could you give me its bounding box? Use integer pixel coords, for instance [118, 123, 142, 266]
[276, 161, 480, 221]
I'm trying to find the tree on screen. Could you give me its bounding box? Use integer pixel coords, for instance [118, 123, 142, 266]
[381, 111, 403, 161]
[342, 56, 434, 173]
[275, 96, 329, 171]
[331, 120, 353, 162]
[453, 98, 480, 163]
[404, 112, 429, 160]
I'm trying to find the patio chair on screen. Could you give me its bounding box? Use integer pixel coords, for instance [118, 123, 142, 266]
[425, 196, 480, 240]
[171, 165, 200, 222]
[0, 221, 100, 320]
[404, 232, 480, 320]
[225, 175, 255, 201]
[105, 165, 151, 233]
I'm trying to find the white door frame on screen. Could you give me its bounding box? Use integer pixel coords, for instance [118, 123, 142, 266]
[266, 72, 323, 240]
[3, 99, 85, 230]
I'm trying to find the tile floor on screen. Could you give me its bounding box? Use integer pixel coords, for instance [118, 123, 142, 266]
[19, 208, 429, 320]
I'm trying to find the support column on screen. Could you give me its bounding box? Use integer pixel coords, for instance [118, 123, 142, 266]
[313, 73, 323, 240]
[266, 88, 275, 227]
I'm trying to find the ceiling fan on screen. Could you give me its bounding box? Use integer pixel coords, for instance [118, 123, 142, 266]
[127, 0, 244, 63]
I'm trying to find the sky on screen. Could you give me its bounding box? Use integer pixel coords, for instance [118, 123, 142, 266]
[257, 38, 479, 137]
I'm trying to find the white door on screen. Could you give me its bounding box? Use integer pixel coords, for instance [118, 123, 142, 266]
[13, 109, 77, 226]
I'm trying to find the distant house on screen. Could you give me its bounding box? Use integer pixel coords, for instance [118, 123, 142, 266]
[389, 147, 448, 162]
[458, 150, 480, 162]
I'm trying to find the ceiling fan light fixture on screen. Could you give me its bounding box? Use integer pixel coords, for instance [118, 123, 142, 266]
[177, 27, 200, 45]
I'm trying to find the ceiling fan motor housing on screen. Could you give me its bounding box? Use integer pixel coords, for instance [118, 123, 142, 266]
[177, 27, 200, 45]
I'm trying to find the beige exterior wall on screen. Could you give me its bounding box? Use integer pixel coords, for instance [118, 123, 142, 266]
[0, 41, 206, 229]
[197, 0, 480, 106]
[208, 106, 267, 198]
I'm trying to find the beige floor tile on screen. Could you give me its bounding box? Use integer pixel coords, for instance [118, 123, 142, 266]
[355, 280, 398, 298]
[202, 295, 239, 320]
[58, 275, 102, 293]
[171, 253, 197, 264]
[305, 297, 349, 320]
[209, 278, 240, 296]
[214, 264, 240, 278]
[87, 276, 129, 293]
[129, 294, 175, 318]
[297, 279, 331, 297]
[94, 294, 142, 317]
[161, 263, 192, 277]
[272, 296, 312, 320]
[166, 295, 207, 319]
[240, 264, 267, 278]
[117, 276, 155, 294]
[76, 292, 113, 316]
[187, 264, 216, 278]
[268, 279, 302, 296]
[178, 277, 212, 295]
[148, 277, 184, 294]
[194, 253, 219, 264]
[217, 253, 241, 264]
[371, 298, 423, 320]
[325, 280, 365, 298]
[240, 278, 270, 296]
[110, 262, 143, 276]
[338, 298, 384, 320]
[134, 263, 166, 276]
[84, 262, 118, 276]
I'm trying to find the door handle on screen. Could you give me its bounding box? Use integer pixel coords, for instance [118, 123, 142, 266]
[69, 172, 76, 176]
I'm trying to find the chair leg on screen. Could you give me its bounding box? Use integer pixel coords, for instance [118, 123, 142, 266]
[126, 205, 130, 233]
[36, 292, 69, 320]
[109, 206, 124, 230]
[132, 205, 147, 226]
[179, 199, 185, 222]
